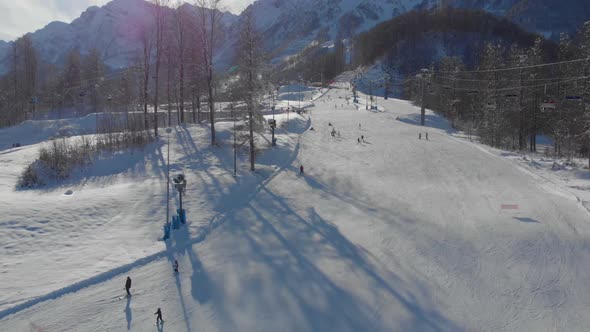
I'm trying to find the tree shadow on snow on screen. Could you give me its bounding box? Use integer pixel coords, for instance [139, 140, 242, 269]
[396, 113, 454, 133]
[164, 224, 198, 332]
[221, 180, 463, 331]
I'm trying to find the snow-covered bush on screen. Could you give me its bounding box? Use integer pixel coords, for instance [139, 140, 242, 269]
[18, 163, 43, 188]
[18, 131, 153, 188]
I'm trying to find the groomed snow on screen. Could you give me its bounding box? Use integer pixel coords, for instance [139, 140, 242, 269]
[1, 76, 590, 331]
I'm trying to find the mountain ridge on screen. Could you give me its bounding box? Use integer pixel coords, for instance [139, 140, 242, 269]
[0, 0, 588, 73]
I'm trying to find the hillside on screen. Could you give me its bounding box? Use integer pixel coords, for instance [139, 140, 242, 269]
[353, 8, 558, 73]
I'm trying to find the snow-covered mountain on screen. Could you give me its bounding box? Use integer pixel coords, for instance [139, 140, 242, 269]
[0, 0, 238, 73]
[231, 0, 589, 63]
[0, 0, 588, 73]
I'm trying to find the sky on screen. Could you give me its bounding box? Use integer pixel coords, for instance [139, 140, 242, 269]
[0, 0, 255, 41]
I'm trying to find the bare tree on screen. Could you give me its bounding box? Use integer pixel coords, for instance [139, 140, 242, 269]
[152, 0, 170, 136]
[63, 49, 82, 111]
[237, 11, 265, 171]
[134, 15, 154, 131]
[195, 0, 223, 145]
[82, 48, 104, 114]
[184, 13, 204, 124]
[163, 24, 176, 126]
[174, 0, 187, 124]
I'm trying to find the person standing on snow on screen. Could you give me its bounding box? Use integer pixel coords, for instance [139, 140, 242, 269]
[300, 165, 304, 175]
[173, 260, 179, 273]
[125, 276, 132, 296]
[155, 308, 164, 324]
[426, 132, 429, 140]
[419, 133, 422, 140]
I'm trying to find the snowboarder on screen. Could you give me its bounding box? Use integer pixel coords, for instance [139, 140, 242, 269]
[300, 165, 304, 175]
[155, 308, 164, 324]
[426, 132, 429, 140]
[125, 276, 132, 296]
[419, 133, 422, 140]
[173, 260, 179, 273]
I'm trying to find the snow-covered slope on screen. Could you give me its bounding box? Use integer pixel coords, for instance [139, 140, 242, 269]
[1, 75, 590, 331]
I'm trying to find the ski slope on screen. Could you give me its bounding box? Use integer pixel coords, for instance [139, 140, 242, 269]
[2, 79, 590, 331]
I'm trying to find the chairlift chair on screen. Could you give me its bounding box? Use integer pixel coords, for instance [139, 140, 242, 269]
[540, 99, 557, 112]
[565, 96, 582, 101]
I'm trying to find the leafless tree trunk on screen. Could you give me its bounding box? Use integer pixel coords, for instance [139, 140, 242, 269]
[175, 1, 186, 124]
[237, 11, 264, 171]
[140, 29, 152, 131]
[195, 0, 222, 145]
[152, 0, 169, 136]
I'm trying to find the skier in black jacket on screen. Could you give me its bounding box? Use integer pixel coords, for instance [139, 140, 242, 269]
[155, 308, 164, 324]
[125, 276, 132, 296]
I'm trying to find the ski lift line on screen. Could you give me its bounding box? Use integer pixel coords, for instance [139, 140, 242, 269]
[431, 75, 590, 83]
[65, 66, 142, 88]
[57, 73, 135, 96]
[428, 75, 590, 92]
[436, 57, 590, 74]
[30, 70, 137, 104]
[51, 68, 143, 98]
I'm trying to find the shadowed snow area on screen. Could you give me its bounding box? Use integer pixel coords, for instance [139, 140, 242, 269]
[1, 77, 590, 331]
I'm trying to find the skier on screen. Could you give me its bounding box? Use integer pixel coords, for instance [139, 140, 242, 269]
[357, 137, 360, 144]
[426, 132, 429, 140]
[361, 135, 364, 142]
[125, 276, 132, 296]
[300, 165, 304, 175]
[359, 123, 361, 129]
[173, 260, 179, 273]
[419, 133, 422, 140]
[154, 308, 164, 324]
